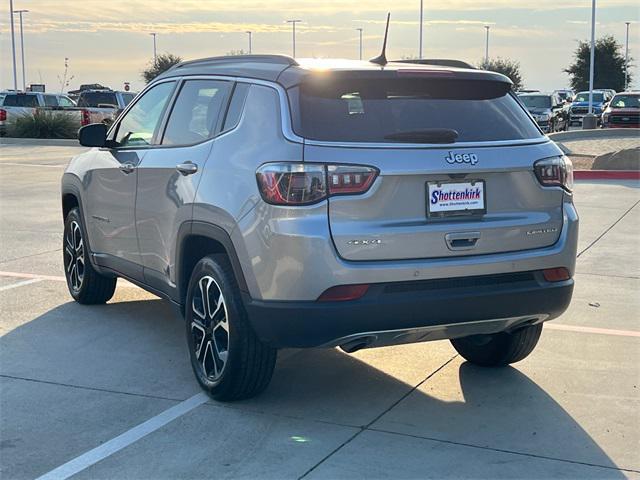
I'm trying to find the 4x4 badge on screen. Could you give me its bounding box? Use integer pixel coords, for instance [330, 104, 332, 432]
[445, 152, 479, 165]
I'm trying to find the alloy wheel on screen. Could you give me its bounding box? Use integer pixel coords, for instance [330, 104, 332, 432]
[64, 221, 85, 292]
[191, 275, 230, 381]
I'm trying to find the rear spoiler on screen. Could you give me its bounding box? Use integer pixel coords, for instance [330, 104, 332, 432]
[393, 59, 475, 69]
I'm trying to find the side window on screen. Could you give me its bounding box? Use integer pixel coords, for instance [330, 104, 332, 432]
[58, 96, 75, 107]
[114, 81, 175, 148]
[161, 79, 232, 146]
[43, 95, 58, 107]
[222, 83, 250, 132]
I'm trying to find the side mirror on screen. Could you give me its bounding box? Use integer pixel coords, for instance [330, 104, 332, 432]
[78, 123, 108, 147]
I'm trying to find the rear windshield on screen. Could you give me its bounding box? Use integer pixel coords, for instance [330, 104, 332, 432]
[290, 77, 541, 143]
[2, 94, 39, 107]
[519, 95, 552, 109]
[77, 92, 118, 108]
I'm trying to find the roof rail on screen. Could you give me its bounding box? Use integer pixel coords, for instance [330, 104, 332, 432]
[173, 54, 298, 70]
[394, 59, 475, 69]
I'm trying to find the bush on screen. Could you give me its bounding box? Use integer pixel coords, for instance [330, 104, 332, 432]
[6, 110, 79, 139]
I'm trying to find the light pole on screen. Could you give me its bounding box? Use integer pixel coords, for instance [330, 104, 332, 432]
[484, 25, 490, 64]
[419, 0, 424, 59]
[150, 32, 157, 64]
[624, 22, 631, 91]
[14, 9, 28, 91]
[356, 28, 363, 60]
[246, 31, 252, 54]
[9, 0, 18, 91]
[286, 19, 301, 58]
[588, 0, 596, 115]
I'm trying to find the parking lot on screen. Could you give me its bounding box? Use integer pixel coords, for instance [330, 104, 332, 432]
[0, 144, 638, 479]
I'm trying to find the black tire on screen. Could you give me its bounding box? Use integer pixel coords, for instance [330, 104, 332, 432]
[450, 324, 543, 367]
[185, 254, 277, 401]
[63, 208, 117, 304]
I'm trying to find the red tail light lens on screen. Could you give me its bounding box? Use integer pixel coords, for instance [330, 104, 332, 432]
[327, 165, 378, 195]
[0, 109, 6, 121]
[256, 163, 378, 206]
[534, 156, 573, 192]
[81, 109, 91, 126]
[542, 267, 571, 282]
[318, 284, 370, 302]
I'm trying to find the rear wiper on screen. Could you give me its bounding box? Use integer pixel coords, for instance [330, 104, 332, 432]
[383, 128, 459, 144]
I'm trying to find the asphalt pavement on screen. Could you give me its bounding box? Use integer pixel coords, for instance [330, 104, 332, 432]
[0, 144, 638, 479]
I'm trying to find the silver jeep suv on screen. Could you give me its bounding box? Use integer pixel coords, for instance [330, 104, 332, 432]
[62, 55, 577, 400]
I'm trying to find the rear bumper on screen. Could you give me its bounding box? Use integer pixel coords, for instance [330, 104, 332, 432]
[243, 271, 573, 348]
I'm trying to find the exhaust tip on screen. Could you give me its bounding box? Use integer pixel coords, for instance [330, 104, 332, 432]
[339, 336, 376, 353]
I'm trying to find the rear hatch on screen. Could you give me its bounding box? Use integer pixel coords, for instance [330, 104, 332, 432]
[292, 69, 565, 261]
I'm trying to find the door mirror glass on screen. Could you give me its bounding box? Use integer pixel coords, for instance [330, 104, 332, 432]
[78, 123, 108, 147]
[113, 81, 175, 148]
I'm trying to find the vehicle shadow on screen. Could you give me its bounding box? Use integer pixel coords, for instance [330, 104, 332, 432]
[0, 295, 629, 478]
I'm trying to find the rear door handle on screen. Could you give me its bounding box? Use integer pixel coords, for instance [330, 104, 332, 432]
[118, 163, 136, 174]
[445, 231, 480, 251]
[176, 162, 198, 176]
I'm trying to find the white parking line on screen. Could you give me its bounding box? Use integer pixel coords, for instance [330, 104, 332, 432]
[547, 323, 640, 338]
[35, 393, 209, 480]
[0, 278, 43, 291]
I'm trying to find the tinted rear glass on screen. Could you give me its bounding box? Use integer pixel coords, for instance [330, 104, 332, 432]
[3, 94, 39, 107]
[121, 93, 136, 106]
[290, 77, 541, 143]
[77, 92, 118, 108]
[43, 95, 59, 107]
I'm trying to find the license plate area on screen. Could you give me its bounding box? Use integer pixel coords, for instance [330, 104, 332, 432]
[426, 180, 486, 218]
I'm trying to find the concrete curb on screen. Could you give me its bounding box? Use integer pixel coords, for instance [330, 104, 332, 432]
[574, 170, 640, 180]
[549, 128, 640, 142]
[0, 137, 80, 147]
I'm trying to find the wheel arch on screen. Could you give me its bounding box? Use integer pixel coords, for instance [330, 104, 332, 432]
[176, 222, 249, 315]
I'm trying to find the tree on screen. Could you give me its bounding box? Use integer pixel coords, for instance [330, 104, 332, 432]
[478, 57, 524, 91]
[564, 36, 631, 92]
[142, 53, 182, 84]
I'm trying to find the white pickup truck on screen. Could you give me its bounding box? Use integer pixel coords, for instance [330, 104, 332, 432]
[0, 91, 84, 135]
[76, 89, 137, 125]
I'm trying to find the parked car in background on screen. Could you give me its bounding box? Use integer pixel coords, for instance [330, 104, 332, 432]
[67, 83, 111, 102]
[569, 90, 613, 126]
[601, 92, 640, 128]
[76, 89, 137, 125]
[0, 91, 82, 135]
[518, 92, 569, 133]
[553, 89, 575, 103]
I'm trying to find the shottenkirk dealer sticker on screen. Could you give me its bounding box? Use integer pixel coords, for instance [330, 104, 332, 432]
[428, 181, 485, 214]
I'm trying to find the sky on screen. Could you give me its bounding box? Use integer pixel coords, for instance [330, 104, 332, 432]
[1, 0, 638, 93]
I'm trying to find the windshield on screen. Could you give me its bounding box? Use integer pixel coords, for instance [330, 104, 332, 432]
[574, 92, 604, 103]
[290, 76, 541, 143]
[2, 94, 39, 107]
[77, 92, 118, 108]
[610, 95, 640, 108]
[519, 95, 552, 109]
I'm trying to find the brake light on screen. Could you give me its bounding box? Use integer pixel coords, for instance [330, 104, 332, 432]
[256, 163, 378, 206]
[0, 109, 6, 121]
[534, 155, 573, 192]
[81, 109, 91, 126]
[318, 284, 370, 302]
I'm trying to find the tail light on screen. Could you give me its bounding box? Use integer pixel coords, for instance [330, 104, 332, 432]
[534, 155, 573, 192]
[81, 109, 91, 126]
[0, 109, 6, 121]
[256, 163, 378, 206]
